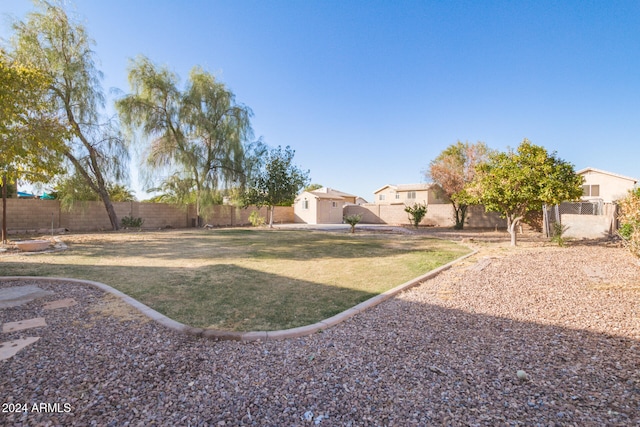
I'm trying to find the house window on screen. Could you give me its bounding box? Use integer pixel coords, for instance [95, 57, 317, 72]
[302, 199, 309, 209]
[332, 201, 338, 208]
[395, 193, 400, 200]
[406, 191, 416, 199]
[379, 194, 385, 201]
[582, 185, 600, 197]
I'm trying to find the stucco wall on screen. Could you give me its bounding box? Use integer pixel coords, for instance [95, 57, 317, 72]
[562, 214, 613, 239]
[374, 188, 431, 204]
[294, 193, 318, 224]
[580, 170, 636, 202]
[316, 199, 343, 224]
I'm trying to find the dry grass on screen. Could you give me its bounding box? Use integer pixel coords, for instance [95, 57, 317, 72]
[0, 228, 469, 331]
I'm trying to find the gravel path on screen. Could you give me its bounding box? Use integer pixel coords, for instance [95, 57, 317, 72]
[1, 243, 639, 426]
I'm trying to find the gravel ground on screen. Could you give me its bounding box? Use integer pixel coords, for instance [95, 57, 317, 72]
[1, 242, 639, 426]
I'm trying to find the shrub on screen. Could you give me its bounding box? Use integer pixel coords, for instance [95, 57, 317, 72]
[550, 221, 569, 247]
[618, 188, 640, 257]
[121, 216, 144, 229]
[344, 214, 362, 234]
[404, 202, 428, 229]
[248, 211, 266, 227]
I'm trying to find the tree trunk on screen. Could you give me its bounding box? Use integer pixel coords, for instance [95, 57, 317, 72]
[453, 203, 468, 230]
[63, 151, 120, 230]
[1, 174, 7, 244]
[268, 205, 274, 228]
[508, 216, 523, 246]
[98, 187, 120, 231]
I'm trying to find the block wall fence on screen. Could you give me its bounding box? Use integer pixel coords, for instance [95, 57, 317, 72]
[344, 203, 508, 228]
[2, 199, 510, 233]
[0, 199, 294, 233]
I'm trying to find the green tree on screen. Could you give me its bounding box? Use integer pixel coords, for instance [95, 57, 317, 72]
[116, 56, 255, 226]
[0, 52, 67, 242]
[404, 202, 428, 228]
[10, 1, 129, 230]
[52, 173, 135, 206]
[427, 141, 491, 229]
[243, 146, 309, 228]
[467, 139, 583, 246]
[305, 183, 323, 192]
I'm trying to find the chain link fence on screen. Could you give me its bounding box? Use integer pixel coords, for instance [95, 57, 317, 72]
[543, 199, 606, 237]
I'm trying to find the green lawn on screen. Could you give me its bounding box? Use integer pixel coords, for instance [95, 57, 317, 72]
[0, 229, 470, 331]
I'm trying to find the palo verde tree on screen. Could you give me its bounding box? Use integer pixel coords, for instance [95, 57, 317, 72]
[10, 1, 129, 230]
[243, 145, 309, 228]
[467, 139, 583, 246]
[116, 56, 255, 226]
[0, 52, 67, 242]
[427, 141, 490, 229]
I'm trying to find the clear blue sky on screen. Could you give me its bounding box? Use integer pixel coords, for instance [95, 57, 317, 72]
[2, 0, 639, 201]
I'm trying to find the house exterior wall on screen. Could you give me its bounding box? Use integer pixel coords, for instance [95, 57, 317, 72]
[294, 192, 318, 224]
[316, 199, 344, 224]
[580, 170, 636, 202]
[374, 188, 435, 205]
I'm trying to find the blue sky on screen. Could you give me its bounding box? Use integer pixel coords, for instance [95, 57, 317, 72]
[2, 0, 639, 201]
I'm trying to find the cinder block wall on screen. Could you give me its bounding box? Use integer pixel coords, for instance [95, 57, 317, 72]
[1, 199, 61, 230]
[466, 205, 507, 228]
[344, 203, 506, 228]
[0, 199, 294, 232]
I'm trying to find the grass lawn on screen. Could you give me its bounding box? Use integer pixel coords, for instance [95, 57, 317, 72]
[0, 228, 470, 331]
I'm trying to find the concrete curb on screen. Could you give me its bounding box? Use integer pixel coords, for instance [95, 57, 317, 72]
[0, 249, 477, 342]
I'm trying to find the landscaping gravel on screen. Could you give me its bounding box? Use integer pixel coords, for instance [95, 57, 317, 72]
[1, 242, 639, 426]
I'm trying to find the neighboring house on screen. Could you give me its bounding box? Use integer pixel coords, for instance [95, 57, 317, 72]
[577, 167, 637, 203]
[373, 183, 448, 205]
[294, 187, 357, 224]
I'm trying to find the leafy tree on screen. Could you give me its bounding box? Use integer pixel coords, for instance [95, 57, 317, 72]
[427, 141, 490, 229]
[10, 1, 128, 230]
[467, 139, 583, 246]
[305, 183, 323, 192]
[404, 202, 428, 228]
[52, 173, 135, 206]
[0, 52, 67, 242]
[243, 146, 309, 228]
[117, 56, 256, 225]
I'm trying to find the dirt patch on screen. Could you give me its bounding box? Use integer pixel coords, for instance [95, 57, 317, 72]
[88, 294, 149, 324]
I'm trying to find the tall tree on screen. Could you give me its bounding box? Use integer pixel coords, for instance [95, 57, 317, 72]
[467, 139, 583, 246]
[0, 52, 67, 242]
[243, 145, 309, 228]
[10, 1, 128, 230]
[116, 56, 255, 225]
[427, 141, 490, 229]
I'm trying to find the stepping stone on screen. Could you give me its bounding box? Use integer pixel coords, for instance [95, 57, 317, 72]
[2, 317, 47, 333]
[0, 337, 40, 361]
[468, 257, 493, 272]
[43, 298, 77, 310]
[0, 285, 54, 309]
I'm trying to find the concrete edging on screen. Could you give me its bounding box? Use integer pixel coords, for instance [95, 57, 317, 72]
[0, 249, 477, 342]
